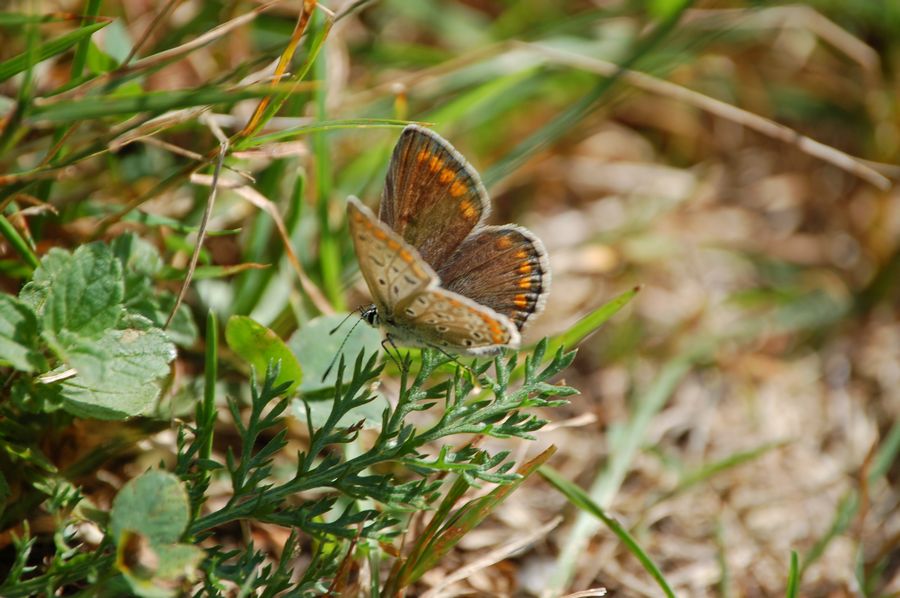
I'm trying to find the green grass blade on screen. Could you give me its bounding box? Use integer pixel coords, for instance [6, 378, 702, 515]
[786, 550, 800, 598]
[541, 465, 676, 598]
[0, 21, 109, 83]
[799, 491, 858, 578]
[869, 418, 900, 483]
[245, 118, 412, 147]
[653, 440, 787, 505]
[0, 215, 39, 271]
[70, 0, 103, 78]
[482, 0, 696, 187]
[28, 86, 294, 122]
[548, 348, 705, 593]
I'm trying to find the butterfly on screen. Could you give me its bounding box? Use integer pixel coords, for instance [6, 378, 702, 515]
[347, 125, 549, 355]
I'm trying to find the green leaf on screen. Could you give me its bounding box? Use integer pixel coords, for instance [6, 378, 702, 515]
[112, 233, 163, 307]
[117, 534, 204, 598]
[225, 315, 302, 393]
[288, 313, 382, 393]
[111, 471, 202, 597]
[56, 325, 175, 419]
[111, 470, 190, 545]
[291, 393, 389, 430]
[0, 21, 109, 83]
[0, 294, 45, 372]
[23, 243, 124, 347]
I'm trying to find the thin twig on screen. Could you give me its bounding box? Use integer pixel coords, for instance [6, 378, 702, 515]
[165, 129, 228, 328]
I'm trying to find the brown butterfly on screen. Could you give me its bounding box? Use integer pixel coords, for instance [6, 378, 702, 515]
[347, 125, 549, 354]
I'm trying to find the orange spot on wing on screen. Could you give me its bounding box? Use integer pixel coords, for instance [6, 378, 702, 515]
[429, 156, 443, 172]
[439, 169, 455, 184]
[460, 199, 477, 220]
[515, 250, 528, 259]
[518, 278, 532, 289]
[399, 249, 413, 262]
[450, 181, 467, 197]
[495, 236, 513, 249]
[373, 229, 387, 240]
[417, 150, 430, 163]
[514, 294, 528, 308]
[518, 262, 532, 275]
[387, 239, 400, 250]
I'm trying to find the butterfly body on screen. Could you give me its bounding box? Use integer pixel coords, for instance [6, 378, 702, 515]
[348, 125, 549, 355]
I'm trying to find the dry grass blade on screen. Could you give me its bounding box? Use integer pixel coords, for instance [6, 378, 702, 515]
[684, 6, 882, 77]
[55, 0, 287, 101]
[236, 0, 317, 140]
[560, 590, 608, 598]
[520, 42, 892, 190]
[419, 516, 563, 598]
[189, 174, 333, 315]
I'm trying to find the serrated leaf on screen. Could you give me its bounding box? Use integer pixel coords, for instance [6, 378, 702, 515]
[110, 470, 190, 545]
[112, 233, 163, 307]
[0, 294, 45, 372]
[288, 313, 382, 393]
[55, 326, 175, 419]
[28, 243, 124, 348]
[226, 315, 302, 393]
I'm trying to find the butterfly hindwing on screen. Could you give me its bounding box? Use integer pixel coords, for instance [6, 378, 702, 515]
[381, 125, 490, 266]
[393, 287, 520, 354]
[437, 225, 550, 331]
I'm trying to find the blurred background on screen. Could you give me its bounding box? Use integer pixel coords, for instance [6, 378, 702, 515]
[2, 0, 899, 595]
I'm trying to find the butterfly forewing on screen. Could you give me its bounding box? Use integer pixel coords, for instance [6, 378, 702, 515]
[381, 125, 490, 266]
[347, 197, 437, 315]
[437, 225, 550, 331]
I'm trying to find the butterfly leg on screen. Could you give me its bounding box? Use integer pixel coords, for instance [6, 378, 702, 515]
[381, 334, 407, 374]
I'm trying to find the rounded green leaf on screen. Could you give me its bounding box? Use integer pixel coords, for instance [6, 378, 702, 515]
[110, 470, 189, 546]
[288, 313, 382, 393]
[225, 315, 302, 392]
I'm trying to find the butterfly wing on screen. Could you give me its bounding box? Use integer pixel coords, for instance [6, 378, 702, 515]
[347, 196, 519, 354]
[437, 225, 550, 331]
[391, 287, 520, 354]
[381, 125, 490, 266]
[347, 196, 437, 316]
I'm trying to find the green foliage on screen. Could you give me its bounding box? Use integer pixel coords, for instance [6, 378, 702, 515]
[225, 314, 303, 393]
[0, 333, 575, 595]
[2, 237, 182, 419]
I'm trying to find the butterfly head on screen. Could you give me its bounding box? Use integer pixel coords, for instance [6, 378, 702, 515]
[360, 304, 380, 327]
